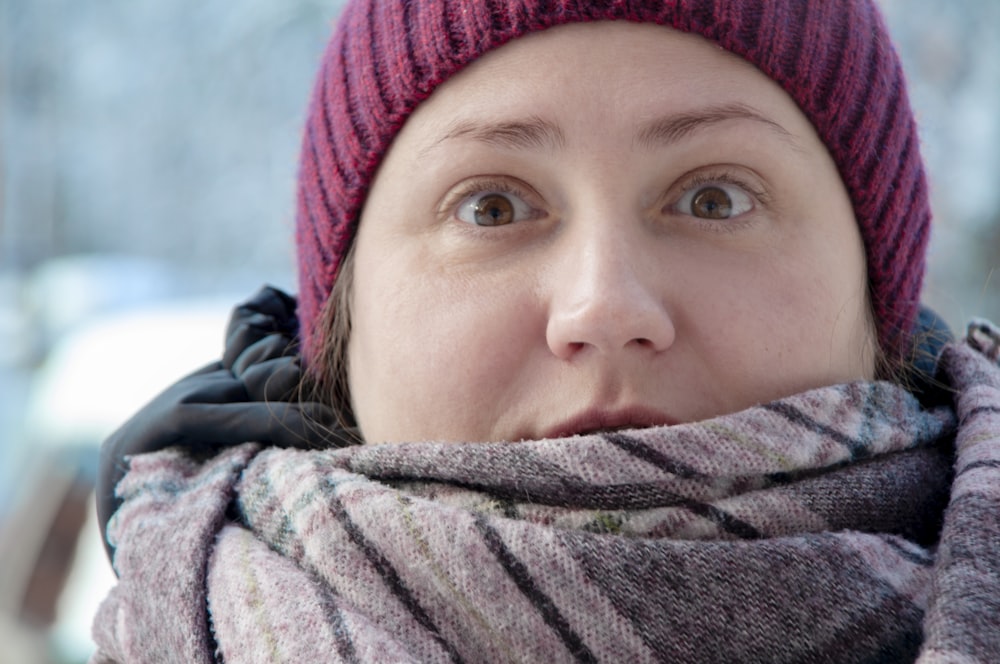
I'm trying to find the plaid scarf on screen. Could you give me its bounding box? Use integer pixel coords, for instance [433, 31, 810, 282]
[91, 322, 1000, 664]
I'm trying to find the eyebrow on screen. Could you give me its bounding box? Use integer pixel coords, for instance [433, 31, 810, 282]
[423, 115, 566, 157]
[633, 103, 800, 151]
[422, 103, 799, 157]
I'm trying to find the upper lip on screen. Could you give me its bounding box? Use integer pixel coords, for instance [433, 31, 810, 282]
[540, 406, 678, 439]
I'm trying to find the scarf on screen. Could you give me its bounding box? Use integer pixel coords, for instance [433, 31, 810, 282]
[91, 322, 1000, 664]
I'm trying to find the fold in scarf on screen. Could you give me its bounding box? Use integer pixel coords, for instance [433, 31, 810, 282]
[91, 323, 1000, 664]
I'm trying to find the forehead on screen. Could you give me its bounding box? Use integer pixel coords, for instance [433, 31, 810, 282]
[402, 21, 816, 145]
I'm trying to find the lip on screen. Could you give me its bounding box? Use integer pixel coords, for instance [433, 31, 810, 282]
[540, 406, 679, 440]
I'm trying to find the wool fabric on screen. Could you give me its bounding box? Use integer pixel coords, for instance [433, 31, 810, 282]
[90, 321, 1000, 663]
[295, 0, 930, 367]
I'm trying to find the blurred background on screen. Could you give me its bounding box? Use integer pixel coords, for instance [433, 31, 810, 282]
[0, 1, 998, 662]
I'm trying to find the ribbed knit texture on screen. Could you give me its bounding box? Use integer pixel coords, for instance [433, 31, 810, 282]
[296, 0, 929, 366]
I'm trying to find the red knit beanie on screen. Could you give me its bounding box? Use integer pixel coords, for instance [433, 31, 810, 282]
[295, 0, 930, 367]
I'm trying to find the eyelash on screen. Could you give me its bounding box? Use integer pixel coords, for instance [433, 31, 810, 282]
[440, 168, 769, 231]
[669, 169, 768, 230]
[441, 177, 542, 226]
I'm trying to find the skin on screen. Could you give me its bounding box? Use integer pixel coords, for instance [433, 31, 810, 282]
[347, 21, 875, 444]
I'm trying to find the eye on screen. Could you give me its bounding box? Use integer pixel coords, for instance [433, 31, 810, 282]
[456, 190, 536, 227]
[675, 182, 754, 220]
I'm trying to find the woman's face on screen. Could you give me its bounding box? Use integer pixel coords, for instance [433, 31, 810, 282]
[347, 21, 875, 444]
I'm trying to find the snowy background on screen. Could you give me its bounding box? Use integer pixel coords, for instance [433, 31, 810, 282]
[1, 1, 998, 662]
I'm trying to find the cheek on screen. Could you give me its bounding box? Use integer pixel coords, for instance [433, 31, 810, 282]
[688, 234, 872, 403]
[347, 258, 537, 442]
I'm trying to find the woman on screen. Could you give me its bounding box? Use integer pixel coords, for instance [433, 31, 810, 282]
[93, 0, 1000, 662]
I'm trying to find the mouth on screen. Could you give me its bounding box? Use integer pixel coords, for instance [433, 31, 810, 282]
[540, 406, 678, 440]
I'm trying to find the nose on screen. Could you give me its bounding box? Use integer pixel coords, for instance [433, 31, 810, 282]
[545, 228, 676, 361]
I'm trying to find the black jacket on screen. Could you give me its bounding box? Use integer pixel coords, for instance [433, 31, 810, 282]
[97, 286, 352, 563]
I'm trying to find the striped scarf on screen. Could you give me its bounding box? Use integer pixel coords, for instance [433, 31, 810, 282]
[91, 323, 1000, 663]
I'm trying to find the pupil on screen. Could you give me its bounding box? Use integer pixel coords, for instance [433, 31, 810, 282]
[693, 187, 732, 219]
[474, 194, 514, 226]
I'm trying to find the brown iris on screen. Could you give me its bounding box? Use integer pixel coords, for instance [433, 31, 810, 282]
[691, 186, 733, 219]
[473, 194, 515, 226]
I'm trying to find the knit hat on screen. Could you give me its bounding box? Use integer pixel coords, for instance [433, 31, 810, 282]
[295, 0, 930, 368]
